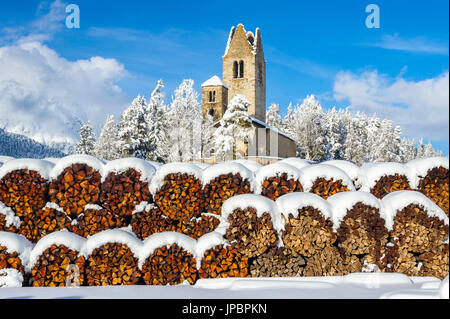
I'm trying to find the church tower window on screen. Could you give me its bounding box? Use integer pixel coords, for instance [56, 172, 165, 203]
[239, 60, 244, 78]
[233, 61, 238, 78]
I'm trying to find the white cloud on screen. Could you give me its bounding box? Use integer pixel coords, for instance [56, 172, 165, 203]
[0, 40, 129, 146]
[366, 34, 449, 55]
[333, 70, 449, 141]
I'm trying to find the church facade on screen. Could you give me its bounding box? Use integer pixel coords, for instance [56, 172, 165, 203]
[201, 24, 296, 162]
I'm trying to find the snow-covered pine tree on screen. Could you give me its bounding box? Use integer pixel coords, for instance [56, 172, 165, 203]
[213, 94, 253, 161]
[423, 142, 437, 157]
[343, 112, 368, 165]
[399, 137, 417, 162]
[201, 113, 215, 161]
[75, 121, 96, 155]
[146, 80, 169, 163]
[282, 102, 295, 138]
[266, 103, 283, 130]
[117, 95, 150, 159]
[95, 115, 120, 160]
[166, 79, 202, 162]
[325, 107, 348, 160]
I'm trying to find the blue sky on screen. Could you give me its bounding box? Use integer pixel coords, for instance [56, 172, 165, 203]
[0, 0, 448, 153]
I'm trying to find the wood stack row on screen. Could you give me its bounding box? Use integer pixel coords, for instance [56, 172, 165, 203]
[48, 163, 102, 219]
[417, 167, 449, 217]
[250, 247, 305, 277]
[71, 206, 126, 238]
[199, 244, 250, 279]
[370, 174, 412, 199]
[303, 246, 361, 276]
[309, 178, 351, 199]
[31, 244, 85, 287]
[0, 245, 25, 277]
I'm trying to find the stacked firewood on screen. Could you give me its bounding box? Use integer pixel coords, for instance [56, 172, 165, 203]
[140, 233, 198, 285]
[18, 203, 72, 243]
[255, 163, 303, 201]
[49, 161, 102, 219]
[417, 167, 449, 217]
[309, 178, 351, 199]
[303, 246, 361, 276]
[100, 162, 153, 223]
[0, 203, 21, 233]
[222, 195, 279, 258]
[203, 163, 253, 215]
[31, 244, 85, 287]
[85, 231, 142, 286]
[71, 205, 126, 238]
[250, 247, 305, 277]
[369, 174, 412, 199]
[417, 244, 449, 280]
[0, 245, 25, 277]
[0, 232, 32, 283]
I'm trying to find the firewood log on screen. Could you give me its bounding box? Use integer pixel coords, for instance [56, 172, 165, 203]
[379, 242, 420, 276]
[370, 174, 412, 199]
[130, 204, 176, 240]
[418, 244, 449, 280]
[417, 167, 449, 217]
[198, 244, 250, 279]
[100, 167, 152, 222]
[18, 203, 72, 243]
[0, 232, 32, 285]
[152, 172, 204, 222]
[0, 169, 49, 218]
[255, 163, 303, 201]
[0, 245, 25, 277]
[203, 171, 252, 215]
[309, 178, 351, 199]
[31, 244, 85, 287]
[0, 203, 21, 233]
[176, 214, 221, 240]
[141, 243, 198, 285]
[250, 247, 305, 277]
[48, 163, 102, 219]
[86, 242, 141, 286]
[71, 205, 127, 238]
[303, 246, 361, 276]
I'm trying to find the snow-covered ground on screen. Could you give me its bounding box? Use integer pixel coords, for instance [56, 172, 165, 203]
[0, 274, 447, 299]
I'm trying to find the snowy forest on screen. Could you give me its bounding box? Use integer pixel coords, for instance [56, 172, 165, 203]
[76, 79, 443, 166]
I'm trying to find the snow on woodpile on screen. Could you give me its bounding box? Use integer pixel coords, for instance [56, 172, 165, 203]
[275, 192, 335, 258]
[203, 162, 253, 186]
[0, 201, 21, 231]
[231, 159, 262, 172]
[191, 162, 212, 170]
[43, 157, 61, 164]
[28, 230, 86, 269]
[101, 158, 156, 183]
[196, 232, 228, 260]
[149, 162, 203, 194]
[0, 231, 33, 265]
[139, 232, 198, 285]
[299, 164, 355, 198]
[254, 162, 303, 200]
[381, 190, 449, 231]
[147, 161, 163, 169]
[83, 229, 142, 257]
[49, 154, 105, 180]
[357, 162, 415, 197]
[0, 158, 54, 181]
[279, 157, 311, 170]
[0, 268, 23, 287]
[321, 160, 360, 182]
[406, 157, 449, 179]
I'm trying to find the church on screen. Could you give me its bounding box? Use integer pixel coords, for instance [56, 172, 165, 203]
[201, 24, 296, 163]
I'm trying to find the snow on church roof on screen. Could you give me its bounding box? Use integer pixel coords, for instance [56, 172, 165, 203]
[201, 75, 228, 88]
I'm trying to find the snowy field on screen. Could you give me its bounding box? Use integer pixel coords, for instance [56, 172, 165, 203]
[0, 274, 448, 299]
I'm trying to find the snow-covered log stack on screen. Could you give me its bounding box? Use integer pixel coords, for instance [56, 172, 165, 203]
[0, 268, 24, 288]
[358, 163, 414, 199]
[100, 158, 155, 222]
[250, 247, 306, 277]
[276, 193, 335, 257]
[254, 163, 303, 201]
[321, 160, 360, 188]
[0, 232, 32, 283]
[407, 157, 449, 217]
[328, 191, 389, 270]
[84, 230, 142, 286]
[150, 163, 205, 222]
[300, 164, 355, 199]
[202, 163, 253, 215]
[139, 232, 198, 285]
[71, 204, 127, 238]
[381, 191, 449, 278]
[0, 159, 54, 219]
[0, 202, 21, 233]
[279, 157, 311, 171]
[221, 194, 281, 258]
[198, 233, 250, 279]
[48, 155, 104, 219]
[30, 231, 86, 287]
[18, 202, 72, 243]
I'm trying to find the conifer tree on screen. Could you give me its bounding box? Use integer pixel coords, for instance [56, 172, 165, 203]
[75, 121, 96, 155]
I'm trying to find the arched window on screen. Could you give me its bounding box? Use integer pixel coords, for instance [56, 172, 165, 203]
[239, 60, 244, 78]
[233, 61, 238, 78]
[209, 91, 216, 103]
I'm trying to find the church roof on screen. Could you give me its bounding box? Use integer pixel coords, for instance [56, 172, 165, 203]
[201, 75, 228, 88]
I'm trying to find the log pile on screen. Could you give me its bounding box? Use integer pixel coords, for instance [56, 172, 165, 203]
[0, 245, 25, 276]
[18, 204, 72, 243]
[71, 205, 127, 238]
[152, 172, 204, 222]
[31, 244, 85, 287]
[0, 203, 21, 233]
[418, 244, 449, 280]
[250, 247, 305, 277]
[85, 242, 141, 286]
[370, 174, 412, 199]
[0, 169, 49, 218]
[176, 214, 221, 240]
[303, 246, 361, 276]
[100, 168, 152, 222]
[48, 163, 102, 219]
[259, 174, 303, 201]
[309, 178, 351, 199]
[140, 243, 198, 285]
[199, 244, 250, 279]
[203, 172, 252, 215]
[417, 167, 449, 216]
